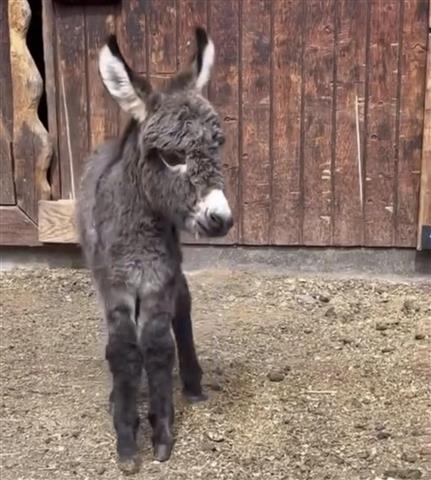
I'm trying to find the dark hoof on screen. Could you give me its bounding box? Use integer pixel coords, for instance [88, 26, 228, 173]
[184, 390, 208, 403]
[154, 443, 173, 462]
[118, 455, 140, 475]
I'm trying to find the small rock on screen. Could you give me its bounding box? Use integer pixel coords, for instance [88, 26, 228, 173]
[383, 469, 422, 479]
[358, 450, 370, 459]
[206, 431, 225, 442]
[376, 322, 389, 331]
[377, 431, 391, 440]
[296, 294, 316, 306]
[414, 333, 425, 340]
[71, 430, 80, 439]
[341, 337, 353, 345]
[354, 423, 367, 430]
[403, 299, 420, 314]
[318, 293, 331, 303]
[267, 371, 285, 382]
[96, 465, 106, 475]
[401, 452, 417, 464]
[303, 328, 313, 334]
[382, 346, 395, 353]
[209, 381, 223, 392]
[324, 306, 336, 318]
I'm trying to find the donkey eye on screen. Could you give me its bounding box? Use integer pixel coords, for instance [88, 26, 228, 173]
[162, 152, 186, 167]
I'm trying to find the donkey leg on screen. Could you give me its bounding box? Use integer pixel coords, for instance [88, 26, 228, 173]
[105, 300, 142, 473]
[141, 311, 175, 462]
[172, 274, 206, 402]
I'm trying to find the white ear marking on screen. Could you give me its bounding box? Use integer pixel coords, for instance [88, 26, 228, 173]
[196, 39, 215, 91]
[99, 45, 147, 121]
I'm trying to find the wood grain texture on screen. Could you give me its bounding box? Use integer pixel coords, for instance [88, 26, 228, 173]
[364, 0, 400, 246]
[241, 0, 272, 245]
[0, 206, 38, 245]
[42, 0, 61, 200]
[85, 4, 118, 150]
[38, 199, 77, 243]
[333, 0, 368, 245]
[208, 0, 240, 244]
[55, 2, 89, 199]
[271, 0, 304, 245]
[148, 0, 177, 75]
[9, 0, 52, 222]
[177, 0, 207, 66]
[396, 0, 428, 246]
[302, 0, 335, 245]
[117, 0, 147, 73]
[116, 0, 149, 131]
[418, 31, 431, 249]
[0, 0, 15, 205]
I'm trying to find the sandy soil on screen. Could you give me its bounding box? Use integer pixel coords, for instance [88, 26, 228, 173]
[0, 268, 430, 480]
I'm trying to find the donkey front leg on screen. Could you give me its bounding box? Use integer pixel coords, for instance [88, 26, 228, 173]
[105, 302, 142, 473]
[140, 310, 175, 462]
[172, 274, 206, 402]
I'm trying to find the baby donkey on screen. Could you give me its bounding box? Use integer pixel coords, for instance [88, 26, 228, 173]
[76, 27, 233, 472]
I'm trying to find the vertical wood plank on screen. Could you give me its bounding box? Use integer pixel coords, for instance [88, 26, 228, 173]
[116, 0, 148, 132]
[177, 0, 207, 66]
[117, 0, 147, 73]
[9, 0, 52, 222]
[85, 5, 119, 150]
[302, 0, 336, 245]
[0, 0, 15, 205]
[42, 0, 60, 200]
[333, 0, 368, 245]
[148, 0, 177, 77]
[55, 2, 89, 199]
[364, 0, 400, 246]
[241, 0, 272, 244]
[208, 0, 240, 244]
[418, 31, 431, 249]
[396, 0, 428, 246]
[271, 0, 304, 245]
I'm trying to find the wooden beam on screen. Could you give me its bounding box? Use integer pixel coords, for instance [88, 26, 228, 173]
[0, 206, 38, 245]
[418, 31, 431, 250]
[38, 199, 77, 243]
[37, 200, 234, 246]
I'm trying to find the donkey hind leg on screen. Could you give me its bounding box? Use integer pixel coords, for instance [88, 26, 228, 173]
[140, 311, 175, 462]
[104, 297, 142, 473]
[172, 274, 206, 402]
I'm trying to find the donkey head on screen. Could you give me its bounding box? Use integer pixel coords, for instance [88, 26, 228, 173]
[98, 28, 233, 238]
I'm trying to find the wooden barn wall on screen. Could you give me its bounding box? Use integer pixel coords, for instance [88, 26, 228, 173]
[47, 0, 429, 246]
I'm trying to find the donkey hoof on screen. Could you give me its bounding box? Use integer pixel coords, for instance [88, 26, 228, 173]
[184, 391, 208, 403]
[154, 443, 173, 462]
[118, 455, 140, 475]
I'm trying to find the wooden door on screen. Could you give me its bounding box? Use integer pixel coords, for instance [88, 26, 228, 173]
[0, 0, 52, 245]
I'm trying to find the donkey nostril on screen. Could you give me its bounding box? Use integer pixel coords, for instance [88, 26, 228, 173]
[209, 212, 223, 227]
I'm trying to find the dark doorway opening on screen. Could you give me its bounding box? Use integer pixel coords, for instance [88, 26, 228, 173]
[27, 0, 48, 129]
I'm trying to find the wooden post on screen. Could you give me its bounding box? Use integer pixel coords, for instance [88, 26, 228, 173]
[417, 8, 431, 250]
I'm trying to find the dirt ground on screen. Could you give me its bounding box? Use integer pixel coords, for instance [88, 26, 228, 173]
[1, 268, 430, 480]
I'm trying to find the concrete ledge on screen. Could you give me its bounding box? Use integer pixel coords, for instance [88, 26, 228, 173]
[0, 245, 430, 278]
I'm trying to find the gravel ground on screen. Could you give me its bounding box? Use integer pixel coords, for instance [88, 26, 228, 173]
[0, 268, 430, 480]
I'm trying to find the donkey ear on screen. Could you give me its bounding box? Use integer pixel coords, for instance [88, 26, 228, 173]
[193, 27, 215, 90]
[168, 27, 214, 93]
[99, 35, 151, 121]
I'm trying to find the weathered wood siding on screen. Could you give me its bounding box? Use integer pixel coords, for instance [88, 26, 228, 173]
[1, 0, 429, 247]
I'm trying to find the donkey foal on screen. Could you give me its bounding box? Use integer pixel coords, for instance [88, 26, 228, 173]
[76, 28, 233, 472]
